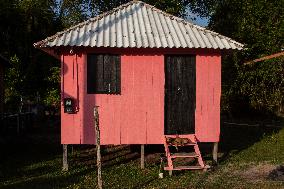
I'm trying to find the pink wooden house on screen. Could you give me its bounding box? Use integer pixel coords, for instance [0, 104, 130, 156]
[35, 1, 243, 170]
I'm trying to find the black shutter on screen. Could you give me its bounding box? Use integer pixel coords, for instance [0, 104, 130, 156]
[95, 55, 105, 92]
[87, 55, 96, 93]
[87, 54, 121, 94]
[115, 55, 121, 93]
[103, 55, 112, 92]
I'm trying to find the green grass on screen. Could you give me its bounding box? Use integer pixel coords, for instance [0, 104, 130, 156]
[1, 121, 284, 189]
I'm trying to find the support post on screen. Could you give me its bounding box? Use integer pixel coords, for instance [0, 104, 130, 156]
[62, 144, 68, 171]
[71, 145, 74, 156]
[94, 106, 102, 189]
[213, 142, 218, 165]
[141, 144, 145, 169]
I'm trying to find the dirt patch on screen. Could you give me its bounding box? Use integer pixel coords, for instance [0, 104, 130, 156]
[145, 153, 161, 164]
[268, 165, 284, 181]
[238, 163, 283, 182]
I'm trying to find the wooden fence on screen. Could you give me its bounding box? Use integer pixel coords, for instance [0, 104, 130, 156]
[1, 112, 34, 134]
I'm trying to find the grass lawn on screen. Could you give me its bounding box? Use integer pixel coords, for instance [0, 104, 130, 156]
[0, 118, 284, 189]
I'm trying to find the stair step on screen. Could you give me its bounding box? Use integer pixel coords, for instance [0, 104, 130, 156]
[164, 166, 204, 171]
[170, 152, 199, 158]
[167, 143, 197, 146]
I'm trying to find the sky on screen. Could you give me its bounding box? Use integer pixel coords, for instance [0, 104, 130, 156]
[55, 0, 210, 27]
[192, 16, 209, 27]
[185, 8, 209, 27]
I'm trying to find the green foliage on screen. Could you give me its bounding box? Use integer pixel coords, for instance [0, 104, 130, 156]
[5, 55, 23, 101]
[223, 56, 284, 115]
[238, 58, 284, 113]
[92, 0, 188, 17]
[209, 0, 284, 116]
[57, 0, 90, 27]
[43, 88, 61, 107]
[209, 0, 284, 58]
[89, 0, 221, 19]
[1, 0, 61, 111]
[43, 67, 61, 107]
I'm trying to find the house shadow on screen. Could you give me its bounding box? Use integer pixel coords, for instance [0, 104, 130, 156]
[216, 115, 284, 163]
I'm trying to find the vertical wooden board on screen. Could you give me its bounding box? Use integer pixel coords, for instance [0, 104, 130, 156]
[146, 55, 164, 144]
[73, 54, 82, 143]
[78, 54, 86, 144]
[195, 55, 202, 141]
[128, 55, 147, 144]
[144, 57, 153, 144]
[206, 55, 213, 140]
[204, 54, 221, 142]
[61, 111, 80, 144]
[99, 95, 109, 144]
[101, 95, 114, 144]
[216, 56, 221, 141]
[81, 53, 99, 144]
[100, 95, 121, 145]
[208, 55, 221, 142]
[195, 54, 209, 142]
[120, 55, 134, 144]
[111, 95, 122, 144]
[61, 54, 81, 144]
[207, 55, 216, 141]
[78, 54, 97, 144]
[144, 56, 154, 144]
[81, 94, 101, 144]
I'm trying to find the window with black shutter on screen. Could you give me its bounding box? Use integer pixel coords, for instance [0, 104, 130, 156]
[87, 54, 121, 94]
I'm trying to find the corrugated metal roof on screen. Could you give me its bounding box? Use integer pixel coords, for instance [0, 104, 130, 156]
[34, 0, 243, 50]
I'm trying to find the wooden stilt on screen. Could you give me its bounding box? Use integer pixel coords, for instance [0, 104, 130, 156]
[169, 170, 173, 176]
[141, 144, 145, 169]
[213, 142, 218, 165]
[71, 145, 74, 156]
[62, 144, 68, 171]
[94, 106, 102, 189]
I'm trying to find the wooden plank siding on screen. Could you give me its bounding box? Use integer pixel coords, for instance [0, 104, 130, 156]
[60, 49, 221, 144]
[81, 55, 164, 144]
[195, 53, 221, 142]
[61, 53, 82, 144]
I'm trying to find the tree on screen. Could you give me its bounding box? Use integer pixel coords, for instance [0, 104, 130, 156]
[208, 0, 284, 116]
[209, 0, 283, 59]
[89, 0, 219, 19]
[57, 0, 90, 27]
[1, 0, 61, 112]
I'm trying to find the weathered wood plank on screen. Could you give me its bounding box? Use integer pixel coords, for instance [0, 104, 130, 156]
[62, 144, 68, 171]
[94, 106, 102, 189]
[141, 144, 145, 169]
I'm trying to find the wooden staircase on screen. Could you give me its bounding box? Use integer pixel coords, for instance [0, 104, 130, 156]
[164, 134, 208, 172]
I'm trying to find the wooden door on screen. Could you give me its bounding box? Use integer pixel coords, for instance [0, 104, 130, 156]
[165, 55, 196, 134]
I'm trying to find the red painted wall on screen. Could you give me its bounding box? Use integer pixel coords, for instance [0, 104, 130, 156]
[61, 48, 221, 144]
